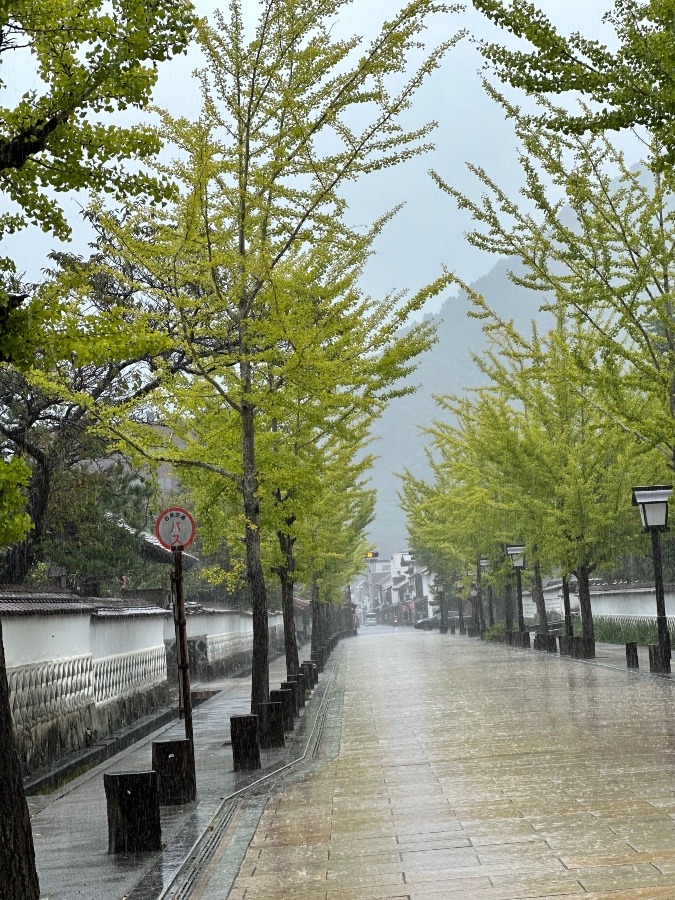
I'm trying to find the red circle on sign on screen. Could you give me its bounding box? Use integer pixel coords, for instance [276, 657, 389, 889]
[155, 507, 196, 550]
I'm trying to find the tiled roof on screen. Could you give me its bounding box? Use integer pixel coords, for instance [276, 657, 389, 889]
[0, 588, 167, 618]
[0, 591, 95, 617]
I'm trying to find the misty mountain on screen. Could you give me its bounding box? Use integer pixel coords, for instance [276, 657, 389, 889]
[366, 256, 550, 559]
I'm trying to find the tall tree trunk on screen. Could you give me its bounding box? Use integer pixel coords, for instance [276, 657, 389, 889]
[241, 397, 269, 713]
[576, 565, 595, 650]
[562, 575, 573, 638]
[310, 575, 322, 656]
[0, 621, 40, 900]
[277, 530, 300, 678]
[504, 583, 514, 633]
[532, 558, 549, 634]
[0, 458, 52, 584]
[487, 584, 495, 628]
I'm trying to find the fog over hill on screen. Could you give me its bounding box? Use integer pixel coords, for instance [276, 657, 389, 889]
[367, 257, 550, 559]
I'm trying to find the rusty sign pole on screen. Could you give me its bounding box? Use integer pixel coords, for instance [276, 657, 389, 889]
[171, 545, 194, 746]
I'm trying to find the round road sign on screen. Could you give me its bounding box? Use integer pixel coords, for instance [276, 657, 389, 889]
[155, 507, 196, 550]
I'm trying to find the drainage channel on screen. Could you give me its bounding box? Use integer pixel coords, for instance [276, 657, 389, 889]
[129, 646, 345, 900]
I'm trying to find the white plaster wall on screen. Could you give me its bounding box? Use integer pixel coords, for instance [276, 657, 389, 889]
[90, 614, 167, 659]
[590, 588, 675, 618]
[2, 614, 91, 668]
[164, 609, 284, 642]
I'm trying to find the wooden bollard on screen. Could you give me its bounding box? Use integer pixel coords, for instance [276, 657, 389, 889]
[293, 671, 306, 706]
[626, 641, 639, 670]
[270, 688, 294, 731]
[280, 680, 299, 716]
[571, 635, 595, 659]
[311, 651, 324, 674]
[151, 739, 196, 805]
[301, 660, 316, 688]
[230, 715, 261, 771]
[649, 644, 670, 674]
[103, 771, 162, 854]
[286, 674, 304, 709]
[257, 702, 285, 749]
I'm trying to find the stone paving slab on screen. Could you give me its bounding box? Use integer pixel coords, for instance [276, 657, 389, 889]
[214, 631, 675, 899]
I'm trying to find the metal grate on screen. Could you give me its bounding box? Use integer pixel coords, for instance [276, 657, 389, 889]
[162, 800, 240, 900]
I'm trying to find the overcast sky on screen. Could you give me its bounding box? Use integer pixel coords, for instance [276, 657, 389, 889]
[4, 1, 624, 314]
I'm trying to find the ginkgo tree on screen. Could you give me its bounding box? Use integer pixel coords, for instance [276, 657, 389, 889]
[402, 301, 664, 653]
[472, 0, 675, 169]
[0, 2, 196, 895]
[49, 0, 458, 714]
[434, 90, 675, 471]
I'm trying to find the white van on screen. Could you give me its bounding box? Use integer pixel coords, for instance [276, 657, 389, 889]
[365, 612, 378, 626]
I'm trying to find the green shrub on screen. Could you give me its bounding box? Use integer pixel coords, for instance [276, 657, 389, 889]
[592, 617, 659, 647]
[484, 623, 506, 643]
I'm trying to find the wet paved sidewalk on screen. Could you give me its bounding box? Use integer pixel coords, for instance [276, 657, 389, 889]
[217, 631, 675, 900]
[30, 654, 308, 900]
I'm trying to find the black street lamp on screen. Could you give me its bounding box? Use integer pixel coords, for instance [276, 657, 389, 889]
[506, 545, 527, 640]
[632, 485, 673, 674]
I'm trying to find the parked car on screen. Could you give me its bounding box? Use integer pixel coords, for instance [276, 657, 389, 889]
[414, 615, 439, 630]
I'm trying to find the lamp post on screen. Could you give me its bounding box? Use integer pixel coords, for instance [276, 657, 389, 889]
[506, 545, 527, 640]
[632, 485, 673, 674]
[433, 575, 447, 634]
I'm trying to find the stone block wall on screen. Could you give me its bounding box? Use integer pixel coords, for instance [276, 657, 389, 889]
[7, 647, 171, 775]
[91, 646, 169, 738]
[165, 612, 285, 680]
[8, 655, 94, 773]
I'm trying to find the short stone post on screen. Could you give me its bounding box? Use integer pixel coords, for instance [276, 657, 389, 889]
[270, 688, 294, 731]
[626, 641, 639, 669]
[257, 702, 285, 749]
[151, 739, 196, 805]
[311, 650, 324, 674]
[546, 634, 558, 653]
[103, 771, 162, 854]
[230, 715, 261, 771]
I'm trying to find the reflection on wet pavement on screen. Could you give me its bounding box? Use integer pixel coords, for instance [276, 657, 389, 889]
[224, 633, 675, 899]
